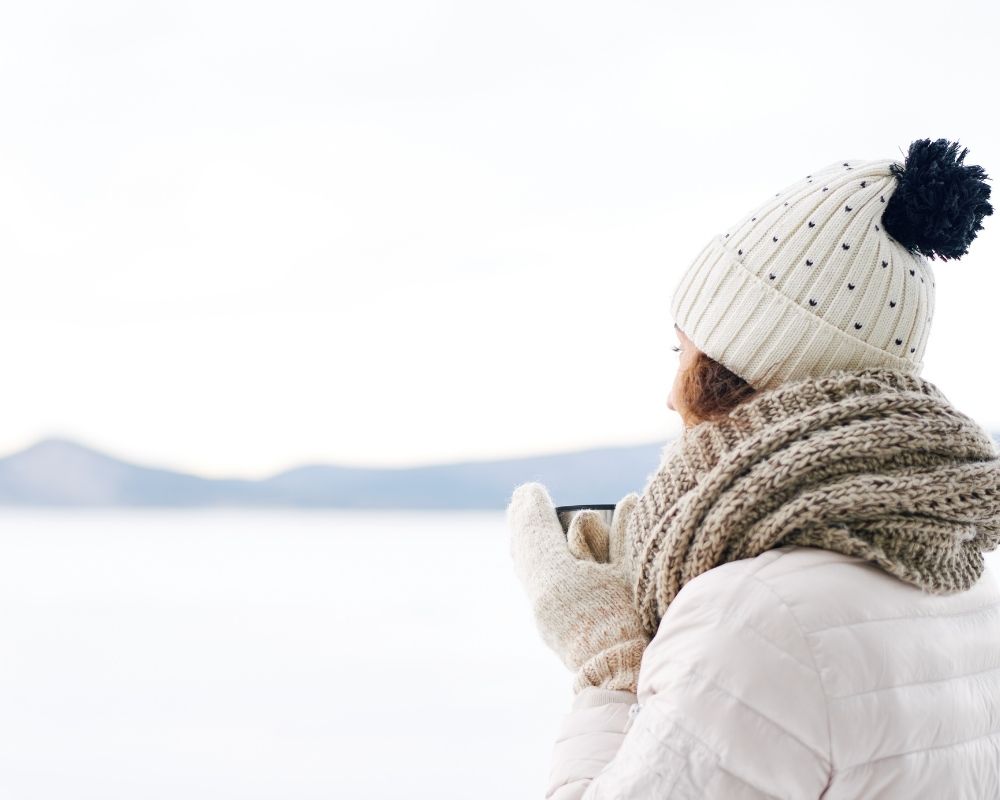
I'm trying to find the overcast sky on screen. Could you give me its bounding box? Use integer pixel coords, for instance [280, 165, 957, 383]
[1, 0, 999, 477]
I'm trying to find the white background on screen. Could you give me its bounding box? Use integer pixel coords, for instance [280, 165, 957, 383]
[1, 0, 998, 476]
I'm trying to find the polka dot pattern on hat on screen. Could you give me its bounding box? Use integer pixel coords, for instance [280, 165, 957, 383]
[667, 139, 992, 391]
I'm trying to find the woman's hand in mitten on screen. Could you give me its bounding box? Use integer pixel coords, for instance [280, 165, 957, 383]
[507, 482, 650, 694]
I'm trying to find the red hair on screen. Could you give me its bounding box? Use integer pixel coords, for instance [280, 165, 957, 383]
[677, 348, 758, 425]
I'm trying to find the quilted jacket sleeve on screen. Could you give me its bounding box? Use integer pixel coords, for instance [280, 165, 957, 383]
[546, 687, 639, 800]
[544, 563, 833, 799]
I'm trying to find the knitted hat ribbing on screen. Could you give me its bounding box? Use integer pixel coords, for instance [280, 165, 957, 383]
[670, 138, 993, 391]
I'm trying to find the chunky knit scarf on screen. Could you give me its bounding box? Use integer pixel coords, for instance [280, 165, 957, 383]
[626, 367, 1000, 639]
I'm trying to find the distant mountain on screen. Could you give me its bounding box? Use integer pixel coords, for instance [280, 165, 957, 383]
[0, 438, 671, 510]
[0, 439, 262, 507]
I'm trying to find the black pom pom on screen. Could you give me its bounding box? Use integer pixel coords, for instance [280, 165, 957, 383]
[882, 138, 994, 261]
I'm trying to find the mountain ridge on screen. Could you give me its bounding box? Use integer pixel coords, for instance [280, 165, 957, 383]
[0, 437, 671, 510]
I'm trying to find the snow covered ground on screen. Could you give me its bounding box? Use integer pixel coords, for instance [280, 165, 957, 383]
[0, 510, 568, 799]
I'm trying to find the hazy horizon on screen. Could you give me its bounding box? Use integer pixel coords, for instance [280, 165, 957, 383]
[1, 432, 672, 474]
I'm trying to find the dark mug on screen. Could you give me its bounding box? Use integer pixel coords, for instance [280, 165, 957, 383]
[555, 504, 617, 536]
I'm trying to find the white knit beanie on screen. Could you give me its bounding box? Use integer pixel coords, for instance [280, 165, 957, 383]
[670, 138, 994, 391]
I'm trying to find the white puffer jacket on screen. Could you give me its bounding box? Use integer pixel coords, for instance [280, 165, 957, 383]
[546, 544, 1000, 799]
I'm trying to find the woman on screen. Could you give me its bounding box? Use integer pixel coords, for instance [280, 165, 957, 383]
[507, 138, 1000, 798]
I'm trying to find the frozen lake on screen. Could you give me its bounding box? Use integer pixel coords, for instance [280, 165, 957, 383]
[0, 510, 997, 799]
[0, 510, 572, 800]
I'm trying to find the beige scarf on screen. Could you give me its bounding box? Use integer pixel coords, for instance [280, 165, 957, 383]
[626, 367, 1000, 639]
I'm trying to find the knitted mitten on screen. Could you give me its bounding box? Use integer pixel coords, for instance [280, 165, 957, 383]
[507, 482, 650, 694]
